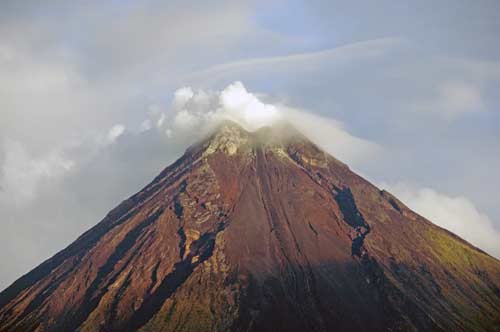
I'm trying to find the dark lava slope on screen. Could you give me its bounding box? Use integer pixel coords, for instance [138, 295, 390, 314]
[0, 121, 499, 332]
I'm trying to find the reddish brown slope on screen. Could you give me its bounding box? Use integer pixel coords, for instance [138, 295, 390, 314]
[0, 121, 499, 332]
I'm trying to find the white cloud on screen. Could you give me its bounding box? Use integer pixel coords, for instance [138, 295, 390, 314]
[283, 107, 380, 165]
[107, 124, 126, 143]
[0, 140, 74, 205]
[219, 82, 279, 130]
[413, 81, 484, 118]
[382, 182, 500, 258]
[165, 81, 282, 135]
[173, 87, 195, 108]
[438, 81, 484, 115]
[186, 38, 403, 81]
[139, 119, 152, 132]
[157, 113, 166, 128]
[156, 81, 378, 165]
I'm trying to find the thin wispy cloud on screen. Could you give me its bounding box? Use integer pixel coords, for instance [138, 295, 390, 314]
[185, 37, 404, 83]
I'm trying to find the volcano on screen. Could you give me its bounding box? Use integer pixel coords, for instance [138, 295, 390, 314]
[0, 121, 499, 332]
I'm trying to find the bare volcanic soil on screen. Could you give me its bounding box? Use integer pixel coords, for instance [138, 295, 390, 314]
[0, 121, 499, 332]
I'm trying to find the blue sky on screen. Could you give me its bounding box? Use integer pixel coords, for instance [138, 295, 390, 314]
[0, 0, 499, 290]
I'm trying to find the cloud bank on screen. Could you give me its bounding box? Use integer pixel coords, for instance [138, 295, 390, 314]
[382, 182, 500, 258]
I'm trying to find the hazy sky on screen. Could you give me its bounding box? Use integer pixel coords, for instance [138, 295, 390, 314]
[1, 0, 499, 290]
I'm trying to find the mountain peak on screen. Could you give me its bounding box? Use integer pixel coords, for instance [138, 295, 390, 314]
[209, 120, 303, 142]
[202, 120, 252, 156]
[201, 120, 321, 161]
